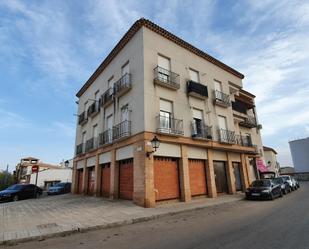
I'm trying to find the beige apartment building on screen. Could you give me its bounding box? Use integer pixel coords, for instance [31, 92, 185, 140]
[72, 18, 263, 207]
[263, 146, 280, 175]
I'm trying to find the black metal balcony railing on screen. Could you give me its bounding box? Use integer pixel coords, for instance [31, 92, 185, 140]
[154, 66, 180, 89]
[99, 129, 113, 146]
[76, 143, 83, 155]
[114, 73, 132, 96]
[232, 100, 247, 114]
[218, 129, 236, 144]
[101, 88, 113, 106]
[235, 135, 253, 147]
[113, 120, 131, 140]
[87, 102, 100, 117]
[191, 122, 212, 139]
[187, 80, 208, 99]
[214, 90, 230, 107]
[78, 111, 87, 125]
[239, 116, 257, 128]
[85, 138, 94, 152]
[156, 115, 184, 135]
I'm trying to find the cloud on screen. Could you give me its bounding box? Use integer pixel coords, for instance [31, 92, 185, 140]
[52, 121, 75, 138]
[0, 108, 30, 129]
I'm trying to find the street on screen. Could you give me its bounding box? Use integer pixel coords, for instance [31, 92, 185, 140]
[3, 182, 309, 249]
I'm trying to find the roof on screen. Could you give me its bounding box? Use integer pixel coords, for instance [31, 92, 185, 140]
[21, 156, 39, 161]
[263, 146, 277, 154]
[76, 18, 244, 97]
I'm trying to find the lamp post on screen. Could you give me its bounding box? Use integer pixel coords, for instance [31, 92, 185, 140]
[146, 136, 160, 158]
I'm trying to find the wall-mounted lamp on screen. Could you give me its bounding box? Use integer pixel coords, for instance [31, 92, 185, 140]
[146, 136, 160, 158]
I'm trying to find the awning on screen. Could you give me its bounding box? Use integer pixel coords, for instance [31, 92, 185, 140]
[256, 159, 268, 172]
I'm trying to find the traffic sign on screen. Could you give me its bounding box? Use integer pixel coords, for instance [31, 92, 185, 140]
[32, 165, 39, 173]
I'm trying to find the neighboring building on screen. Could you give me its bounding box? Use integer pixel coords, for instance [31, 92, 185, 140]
[289, 137, 309, 173]
[72, 18, 264, 208]
[263, 146, 280, 175]
[280, 166, 295, 174]
[15, 157, 60, 183]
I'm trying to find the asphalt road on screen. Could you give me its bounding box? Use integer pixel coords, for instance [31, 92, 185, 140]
[4, 182, 309, 249]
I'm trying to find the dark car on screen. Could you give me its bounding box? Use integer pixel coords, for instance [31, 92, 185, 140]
[245, 179, 282, 200]
[0, 184, 42, 202]
[47, 182, 71, 195]
[274, 177, 289, 195]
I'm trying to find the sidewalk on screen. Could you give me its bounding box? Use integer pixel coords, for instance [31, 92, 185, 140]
[0, 193, 244, 245]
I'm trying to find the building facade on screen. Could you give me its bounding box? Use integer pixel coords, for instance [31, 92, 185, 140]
[263, 146, 280, 175]
[72, 18, 264, 207]
[289, 137, 309, 173]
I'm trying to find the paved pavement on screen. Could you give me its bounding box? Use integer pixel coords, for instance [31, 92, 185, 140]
[4, 182, 308, 249]
[0, 192, 243, 245]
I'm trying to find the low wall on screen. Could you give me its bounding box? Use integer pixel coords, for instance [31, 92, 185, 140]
[282, 172, 309, 181]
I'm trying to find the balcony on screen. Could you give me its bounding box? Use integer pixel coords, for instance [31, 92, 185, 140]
[213, 90, 230, 107]
[239, 116, 257, 128]
[191, 122, 212, 140]
[78, 111, 87, 125]
[153, 66, 180, 90]
[232, 100, 247, 114]
[218, 129, 236, 144]
[156, 115, 184, 136]
[99, 129, 113, 146]
[235, 134, 253, 147]
[85, 138, 97, 152]
[113, 120, 131, 140]
[76, 143, 84, 155]
[87, 102, 100, 118]
[114, 73, 132, 97]
[101, 88, 113, 107]
[187, 80, 208, 99]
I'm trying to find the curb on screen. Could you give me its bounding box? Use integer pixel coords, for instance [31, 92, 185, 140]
[1, 197, 243, 246]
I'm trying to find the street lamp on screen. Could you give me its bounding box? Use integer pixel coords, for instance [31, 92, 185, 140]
[146, 136, 160, 158]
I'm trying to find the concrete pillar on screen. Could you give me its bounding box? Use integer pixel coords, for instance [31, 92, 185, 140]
[240, 154, 250, 191]
[226, 152, 236, 194]
[109, 149, 118, 199]
[82, 159, 88, 195]
[179, 145, 191, 202]
[71, 161, 78, 194]
[206, 149, 217, 198]
[94, 154, 101, 196]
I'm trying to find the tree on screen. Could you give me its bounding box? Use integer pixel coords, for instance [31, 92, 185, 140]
[0, 171, 14, 191]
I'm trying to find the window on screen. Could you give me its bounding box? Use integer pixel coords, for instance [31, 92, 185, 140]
[192, 109, 203, 134]
[189, 68, 199, 83]
[93, 124, 98, 138]
[94, 90, 99, 101]
[218, 115, 227, 130]
[121, 62, 129, 76]
[108, 76, 114, 89]
[158, 55, 171, 82]
[84, 101, 88, 112]
[121, 104, 129, 121]
[106, 115, 113, 143]
[159, 99, 173, 129]
[214, 80, 223, 92]
[82, 131, 86, 144]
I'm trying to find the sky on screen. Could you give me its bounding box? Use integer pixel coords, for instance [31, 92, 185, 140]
[0, 0, 309, 172]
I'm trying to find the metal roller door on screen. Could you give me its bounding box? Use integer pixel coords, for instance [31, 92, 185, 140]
[189, 159, 207, 196]
[77, 169, 83, 194]
[87, 167, 95, 195]
[101, 163, 110, 197]
[119, 159, 133, 200]
[154, 157, 180, 201]
[214, 161, 228, 193]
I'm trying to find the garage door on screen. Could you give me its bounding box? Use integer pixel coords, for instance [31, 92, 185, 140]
[77, 169, 83, 194]
[101, 163, 110, 197]
[214, 161, 228, 193]
[233, 162, 243, 191]
[87, 167, 95, 195]
[119, 159, 133, 200]
[154, 157, 180, 201]
[189, 159, 207, 196]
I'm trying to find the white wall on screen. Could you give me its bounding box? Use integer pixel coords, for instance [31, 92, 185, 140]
[29, 169, 72, 188]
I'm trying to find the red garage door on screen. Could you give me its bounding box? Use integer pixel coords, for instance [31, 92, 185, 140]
[101, 163, 110, 197]
[154, 157, 180, 201]
[77, 169, 83, 194]
[87, 167, 95, 195]
[189, 159, 207, 196]
[119, 159, 133, 200]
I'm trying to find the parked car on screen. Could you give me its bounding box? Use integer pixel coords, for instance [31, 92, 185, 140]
[278, 175, 295, 191]
[291, 177, 299, 190]
[245, 179, 282, 200]
[0, 184, 42, 202]
[273, 177, 288, 195]
[293, 177, 300, 188]
[47, 182, 71, 195]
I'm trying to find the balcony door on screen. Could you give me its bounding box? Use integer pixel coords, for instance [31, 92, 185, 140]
[192, 109, 203, 136]
[189, 68, 199, 83]
[106, 115, 113, 143]
[93, 125, 98, 147]
[159, 99, 173, 132]
[158, 55, 171, 82]
[218, 115, 227, 130]
[121, 62, 129, 76]
[214, 80, 222, 92]
[121, 104, 130, 136]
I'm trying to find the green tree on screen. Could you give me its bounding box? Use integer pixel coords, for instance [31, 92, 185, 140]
[0, 171, 14, 191]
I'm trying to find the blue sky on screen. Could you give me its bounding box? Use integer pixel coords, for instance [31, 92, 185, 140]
[1, 0, 309, 171]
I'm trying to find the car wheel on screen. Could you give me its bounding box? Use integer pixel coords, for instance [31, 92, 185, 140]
[270, 193, 274, 200]
[35, 192, 40, 199]
[13, 195, 19, 202]
[279, 191, 283, 197]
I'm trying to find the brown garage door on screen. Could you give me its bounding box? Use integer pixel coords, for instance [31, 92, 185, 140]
[189, 159, 207, 196]
[77, 169, 83, 194]
[119, 159, 133, 200]
[87, 167, 95, 195]
[154, 157, 180, 201]
[214, 161, 228, 193]
[101, 163, 110, 197]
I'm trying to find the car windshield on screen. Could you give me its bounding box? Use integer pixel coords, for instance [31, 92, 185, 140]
[274, 178, 283, 184]
[53, 183, 66, 187]
[252, 180, 271, 187]
[282, 176, 290, 181]
[6, 184, 24, 190]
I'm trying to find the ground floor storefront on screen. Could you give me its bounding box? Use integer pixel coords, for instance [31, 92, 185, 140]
[72, 132, 258, 207]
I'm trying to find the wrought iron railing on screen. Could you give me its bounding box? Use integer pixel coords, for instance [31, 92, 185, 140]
[85, 138, 94, 152]
[214, 90, 230, 106]
[239, 116, 257, 128]
[114, 73, 132, 95]
[154, 66, 180, 89]
[113, 120, 131, 140]
[187, 80, 208, 98]
[87, 102, 100, 117]
[218, 129, 236, 144]
[101, 88, 113, 106]
[76, 143, 83, 155]
[235, 134, 253, 147]
[99, 129, 113, 146]
[156, 115, 184, 135]
[232, 100, 247, 114]
[78, 111, 87, 125]
[191, 121, 212, 139]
